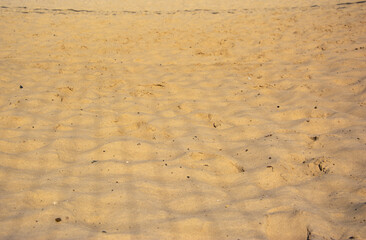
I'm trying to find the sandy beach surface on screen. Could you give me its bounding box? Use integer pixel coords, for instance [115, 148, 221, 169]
[0, 0, 365, 239]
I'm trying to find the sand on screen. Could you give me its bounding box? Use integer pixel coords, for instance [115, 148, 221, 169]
[0, 0, 365, 239]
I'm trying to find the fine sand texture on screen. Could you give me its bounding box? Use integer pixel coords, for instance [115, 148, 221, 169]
[0, 0, 365, 239]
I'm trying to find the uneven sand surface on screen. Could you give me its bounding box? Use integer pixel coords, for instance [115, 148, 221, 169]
[0, 0, 365, 239]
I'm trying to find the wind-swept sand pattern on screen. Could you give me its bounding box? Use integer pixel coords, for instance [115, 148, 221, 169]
[0, 0, 365, 239]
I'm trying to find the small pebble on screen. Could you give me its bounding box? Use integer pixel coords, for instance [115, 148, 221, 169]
[310, 136, 318, 141]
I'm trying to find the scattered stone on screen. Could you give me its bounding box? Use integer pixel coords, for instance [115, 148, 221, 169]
[55, 218, 62, 222]
[310, 136, 318, 141]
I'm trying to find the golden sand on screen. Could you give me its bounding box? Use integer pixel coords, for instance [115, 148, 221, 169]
[0, 0, 365, 239]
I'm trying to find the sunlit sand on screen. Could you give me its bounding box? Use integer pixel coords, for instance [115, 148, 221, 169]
[0, 0, 365, 239]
